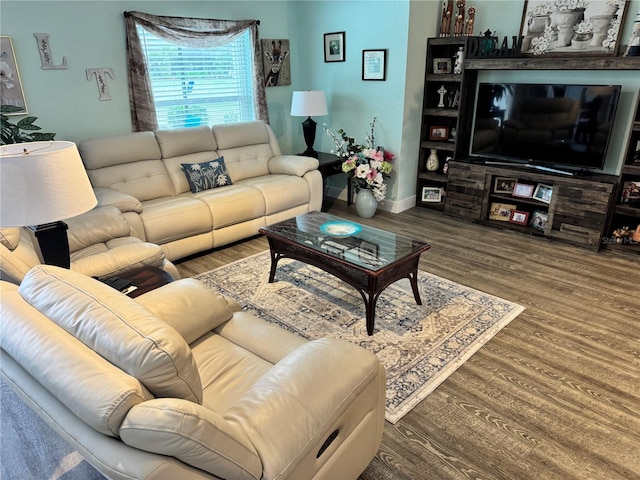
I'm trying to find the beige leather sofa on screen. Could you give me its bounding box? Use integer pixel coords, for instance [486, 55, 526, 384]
[78, 121, 323, 261]
[0, 205, 179, 284]
[1, 265, 385, 479]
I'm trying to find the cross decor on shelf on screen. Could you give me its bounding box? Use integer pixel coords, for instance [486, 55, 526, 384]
[437, 85, 448, 107]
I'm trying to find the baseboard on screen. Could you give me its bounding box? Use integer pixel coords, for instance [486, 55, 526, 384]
[326, 186, 416, 214]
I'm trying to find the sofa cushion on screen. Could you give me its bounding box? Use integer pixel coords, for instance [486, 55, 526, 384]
[140, 196, 213, 245]
[18, 265, 203, 404]
[70, 241, 166, 280]
[188, 185, 265, 230]
[0, 281, 153, 437]
[155, 126, 217, 158]
[239, 175, 310, 215]
[120, 398, 261, 480]
[0, 227, 21, 251]
[79, 131, 161, 169]
[93, 187, 144, 214]
[181, 157, 233, 193]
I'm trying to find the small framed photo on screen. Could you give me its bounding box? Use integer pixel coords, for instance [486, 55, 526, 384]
[494, 177, 517, 194]
[421, 186, 443, 203]
[489, 203, 517, 221]
[509, 210, 530, 226]
[429, 126, 449, 141]
[433, 58, 451, 74]
[530, 210, 548, 231]
[621, 180, 640, 204]
[512, 182, 535, 198]
[533, 184, 553, 204]
[324, 32, 345, 62]
[362, 49, 386, 81]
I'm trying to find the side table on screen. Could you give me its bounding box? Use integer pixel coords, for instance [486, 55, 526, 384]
[315, 152, 353, 210]
[126, 266, 174, 297]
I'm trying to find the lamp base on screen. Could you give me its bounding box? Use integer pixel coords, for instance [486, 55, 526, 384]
[29, 221, 71, 269]
[301, 116, 318, 158]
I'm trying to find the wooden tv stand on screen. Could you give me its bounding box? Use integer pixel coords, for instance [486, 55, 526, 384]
[444, 160, 618, 251]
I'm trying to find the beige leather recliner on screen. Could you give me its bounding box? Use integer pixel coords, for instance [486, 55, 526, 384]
[0, 205, 179, 284]
[0, 265, 386, 479]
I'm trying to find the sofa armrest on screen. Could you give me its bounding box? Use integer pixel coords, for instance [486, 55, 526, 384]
[268, 155, 319, 177]
[65, 206, 134, 253]
[93, 187, 143, 214]
[134, 279, 234, 344]
[225, 338, 384, 480]
[71, 243, 166, 280]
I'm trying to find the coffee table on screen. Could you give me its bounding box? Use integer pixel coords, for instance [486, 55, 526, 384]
[259, 211, 431, 335]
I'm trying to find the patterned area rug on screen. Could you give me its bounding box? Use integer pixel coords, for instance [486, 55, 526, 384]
[194, 251, 525, 423]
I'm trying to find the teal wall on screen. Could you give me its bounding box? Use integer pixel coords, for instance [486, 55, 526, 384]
[2, 0, 639, 210]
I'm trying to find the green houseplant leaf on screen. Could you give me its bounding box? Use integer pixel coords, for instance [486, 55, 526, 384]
[1, 105, 56, 145]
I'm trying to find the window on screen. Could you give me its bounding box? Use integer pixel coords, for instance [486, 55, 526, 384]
[137, 26, 256, 130]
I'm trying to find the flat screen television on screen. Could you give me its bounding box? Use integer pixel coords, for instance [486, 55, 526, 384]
[470, 83, 621, 175]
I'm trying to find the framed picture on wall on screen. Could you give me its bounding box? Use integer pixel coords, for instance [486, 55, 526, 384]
[362, 49, 386, 81]
[0, 36, 28, 114]
[324, 32, 345, 62]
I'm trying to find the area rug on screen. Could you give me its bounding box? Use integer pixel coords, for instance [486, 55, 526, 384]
[194, 251, 525, 424]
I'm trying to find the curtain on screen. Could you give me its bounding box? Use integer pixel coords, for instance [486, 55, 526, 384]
[124, 11, 268, 132]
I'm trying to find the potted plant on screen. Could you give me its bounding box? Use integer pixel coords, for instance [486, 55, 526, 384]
[1, 105, 56, 145]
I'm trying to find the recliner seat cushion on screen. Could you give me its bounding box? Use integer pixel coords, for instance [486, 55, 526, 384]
[140, 196, 213, 245]
[18, 265, 203, 403]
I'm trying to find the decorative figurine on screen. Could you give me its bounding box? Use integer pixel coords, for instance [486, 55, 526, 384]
[437, 85, 448, 108]
[453, 0, 465, 36]
[465, 6, 476, 36]
[453, 46, 464, 74]
[440, 0, 454, 37]
[427, 149, 440, 172]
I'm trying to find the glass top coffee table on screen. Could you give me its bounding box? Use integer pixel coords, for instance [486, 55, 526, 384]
[259, 211, 431, 335]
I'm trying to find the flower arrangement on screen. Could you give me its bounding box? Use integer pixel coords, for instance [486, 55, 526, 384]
[529, 3, 555, 17]
[602, 15, 621, 51]
[323, 117, 394, 202]
[573, 20, 594, 34]
[553, 0, 588, 11]
[530, 24, 559, 54]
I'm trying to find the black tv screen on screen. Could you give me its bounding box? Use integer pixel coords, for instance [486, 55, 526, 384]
[470, 83, 621, 173]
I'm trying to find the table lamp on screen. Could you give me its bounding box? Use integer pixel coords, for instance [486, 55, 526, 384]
[0, 141, 98, 268]
[291, 90, 328, 158]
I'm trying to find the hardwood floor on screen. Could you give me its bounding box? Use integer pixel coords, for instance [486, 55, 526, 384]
[175, 202, 640, 480]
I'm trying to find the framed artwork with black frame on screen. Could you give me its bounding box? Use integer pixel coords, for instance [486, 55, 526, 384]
[362, 49, 386, 81]
[324, 32, 345, 62]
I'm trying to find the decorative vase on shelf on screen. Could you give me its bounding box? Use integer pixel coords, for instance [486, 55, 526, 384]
[528, 14, 550, 34]
[426, 149, 440, 172]
[571, 32, 593, 49]
[355, 188, 378, 218]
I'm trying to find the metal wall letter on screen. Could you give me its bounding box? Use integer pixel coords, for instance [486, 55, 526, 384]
[86, 68, 115, 101]
[33, 33, 68, 70]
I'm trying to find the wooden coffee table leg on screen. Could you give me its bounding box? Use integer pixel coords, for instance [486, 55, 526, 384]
[408, 270, 422, 305]
[267, 250, 283, 283]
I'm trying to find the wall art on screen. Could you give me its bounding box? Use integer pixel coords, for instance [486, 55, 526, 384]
[86, 68, 114, 101]
[261, 39, 290, 87]
[0, 36, 28, 114]
[324, 32, 345, 62]
[33, 33, 68, 70]
[362, 49, 386, 81]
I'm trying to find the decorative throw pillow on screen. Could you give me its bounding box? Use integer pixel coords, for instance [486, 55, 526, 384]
[181, 157, 233, 193]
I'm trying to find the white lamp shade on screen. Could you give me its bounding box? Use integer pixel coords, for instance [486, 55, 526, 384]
[0, 141, 97, 227]
[291, 91, 328, 117]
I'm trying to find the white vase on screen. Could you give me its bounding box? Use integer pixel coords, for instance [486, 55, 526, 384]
[426, 149, 440, 171]
[355, 188, 378, 218]
[552, 9, 585, 46]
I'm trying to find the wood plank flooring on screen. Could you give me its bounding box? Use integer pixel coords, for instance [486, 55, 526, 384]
[175, 201, 640, 480]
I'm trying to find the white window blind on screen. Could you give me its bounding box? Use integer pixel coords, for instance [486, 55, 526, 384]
[137, 26, 256, 130]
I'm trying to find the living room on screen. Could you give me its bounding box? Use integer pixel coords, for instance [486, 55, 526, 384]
[1, 1, 640, 479]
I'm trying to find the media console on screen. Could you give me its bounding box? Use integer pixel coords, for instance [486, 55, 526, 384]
[444, 160, 617, 251]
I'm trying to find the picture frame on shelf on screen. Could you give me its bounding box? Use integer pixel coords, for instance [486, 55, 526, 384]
[429, 126, 449, 140]
[530, 209, 548, 230]
[512, 182, 535, 198]
[533, 183, 553, 203]
[421, 186, 443, 203]
[494, 177, 517, 194]
[509, 210, 530, 225]
[519, 0, 629, 57]
[324, 32, 345, 62]
[433, 57, 451, 74]
[0, 36, 28, 114]
[489, 203, 517, 221]
[620, 180, 640, 204]
[362, 49, 386, 81]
